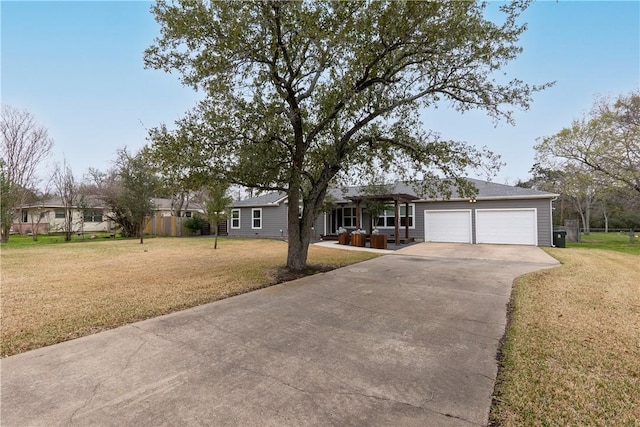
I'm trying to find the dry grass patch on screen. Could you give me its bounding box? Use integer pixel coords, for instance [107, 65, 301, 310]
[491, 248, 640, 426]
[1, 238, 378, 357]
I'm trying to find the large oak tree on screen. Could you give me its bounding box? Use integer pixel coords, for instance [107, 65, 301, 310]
[145, 0, 549, 270]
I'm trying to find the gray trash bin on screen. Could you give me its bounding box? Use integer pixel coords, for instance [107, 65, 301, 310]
[553, 230, 567, 248]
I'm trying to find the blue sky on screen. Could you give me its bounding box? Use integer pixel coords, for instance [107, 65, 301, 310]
[2, 1, 639, 186]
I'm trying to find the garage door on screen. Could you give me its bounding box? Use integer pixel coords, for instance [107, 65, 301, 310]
[424, 210, 472, 243]
[476, 209, 537, 245]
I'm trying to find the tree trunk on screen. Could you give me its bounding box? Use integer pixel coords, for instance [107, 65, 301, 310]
[584, 204, 591, 234]
[65, 208, 72, 242]
[287, 229, 311, 271]
[1, 224, 10, 243]
[579, 211, 587, 235]
[31, 220, 38, 241]
[139, 220, 144, 244]
[213, 220, 219, 249]
[286, 189, 312, 271]
[583, 191, 594, 235]
[286, 185, 329, 271]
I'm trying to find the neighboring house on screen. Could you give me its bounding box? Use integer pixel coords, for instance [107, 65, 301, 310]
[12, 196, 113, 235]
[150, 198, 205, 218]
[228, 178, 560, 246]
[12, 197, 206, 236]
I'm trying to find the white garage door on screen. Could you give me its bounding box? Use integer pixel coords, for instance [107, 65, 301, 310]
[424, 210, 472, 243]
[476, 209, 537, 245]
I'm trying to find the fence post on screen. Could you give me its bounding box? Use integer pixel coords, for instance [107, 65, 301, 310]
[630, 228, 635, 243]
[564, 219, 580, 242]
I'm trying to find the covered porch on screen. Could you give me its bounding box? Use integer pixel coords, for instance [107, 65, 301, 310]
[320, 192, 419, 246]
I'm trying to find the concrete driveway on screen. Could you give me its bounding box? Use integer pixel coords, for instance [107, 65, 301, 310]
[0, 243, 559, 426]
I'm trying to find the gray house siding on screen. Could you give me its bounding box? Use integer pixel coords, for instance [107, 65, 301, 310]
[477, 198, 553, 246]
[414, 198, 553, 246]
[231, 182, 557, 246]
[314, 198, 553, 246]
[313, 213, 325, 238]
[262, 204, 289, 238]
[227, 204, 289, 238]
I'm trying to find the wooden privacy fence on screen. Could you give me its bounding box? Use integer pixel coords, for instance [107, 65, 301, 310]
[143, 216, 228, 237]
[10, 223, 50, 235]
[143, 216, 188, 237]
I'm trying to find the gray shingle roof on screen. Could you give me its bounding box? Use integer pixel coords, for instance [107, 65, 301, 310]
[30, 195, 107, 209]
[445, 178, 558, 200]
[328, 178, 556, 202]
[150, 198, 204, 211]
[232, 192, 288, 207]
[23, 196, 205, 211]
[233, 179, 557, 206]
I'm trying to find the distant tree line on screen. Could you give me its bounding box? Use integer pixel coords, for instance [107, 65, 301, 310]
[521, 91, 640, 233]
[1, 106, 233, 246]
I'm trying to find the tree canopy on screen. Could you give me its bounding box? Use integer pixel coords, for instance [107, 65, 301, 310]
[50, 159, 82, 241]
[536, 91, 640, 197]
[89, 149, 159, 242]
[1, 106, 54, 242]
[200, 181, 233, 249]
[145, 0, 549, 269]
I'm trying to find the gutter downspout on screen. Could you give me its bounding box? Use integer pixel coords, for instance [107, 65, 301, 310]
[550, 196, 558, 247]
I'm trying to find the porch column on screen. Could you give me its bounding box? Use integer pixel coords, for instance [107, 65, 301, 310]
[394, 199, 399, 245]
[405, 202, 410, 239]
[356, 200, 361, 229]
[323, 212, 327, 236]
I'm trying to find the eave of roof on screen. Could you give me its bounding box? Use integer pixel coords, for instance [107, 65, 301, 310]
[349, 193, 420, 203]
[273, 195, 289, 204]
[232, 180, 559, 206]
[416, 193, 560, 202]
[231, 192, 288, 207]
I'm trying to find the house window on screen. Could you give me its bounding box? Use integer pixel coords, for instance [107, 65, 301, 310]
[83, 210, 103, 223]
[343, 207, 356, 227]
[400, 204, 414, 227]
[376, 204, 414, 228]
[231, 209, 240, 229]
[185, 211, 192, 218]
[55, 209, 66, 219]
[377, 206, 396, 227]
[251, 208, 262, 229]
[22, 210, 28, 223]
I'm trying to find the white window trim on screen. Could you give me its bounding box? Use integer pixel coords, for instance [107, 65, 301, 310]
[83, 209, 104, 223]
[251, 208, 262, 230]
[343, 206, 357, 228]
[375, 203, 416, 229]
[231, 209, 241, 229]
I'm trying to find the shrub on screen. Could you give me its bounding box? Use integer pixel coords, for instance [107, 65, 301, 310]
[183, 214, 207, 234]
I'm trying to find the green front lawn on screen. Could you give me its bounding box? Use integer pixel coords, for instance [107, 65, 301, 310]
[566, 231, 639, 255]
[1, 232, 124, 247]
